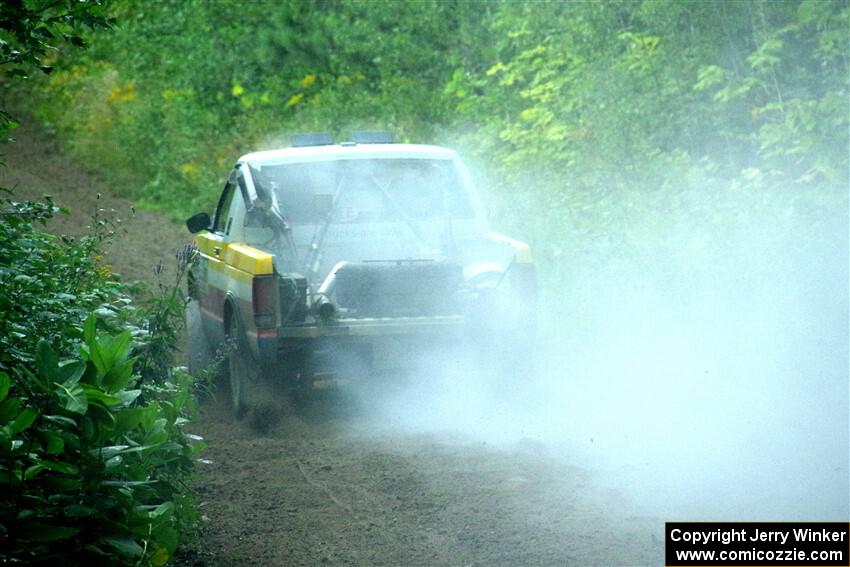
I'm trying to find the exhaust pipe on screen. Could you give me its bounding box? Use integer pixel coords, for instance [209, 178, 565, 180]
[311, 261, 349, 320]
[312, 294, 336, 320]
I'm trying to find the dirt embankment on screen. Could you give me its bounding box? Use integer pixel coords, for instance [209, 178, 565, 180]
[2, 113, 660, 566]
[0, 112, 189, 284]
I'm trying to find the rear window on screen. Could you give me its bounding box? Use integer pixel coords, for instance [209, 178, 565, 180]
[251, 158, 474, 224]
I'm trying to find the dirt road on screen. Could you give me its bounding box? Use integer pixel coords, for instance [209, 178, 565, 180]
[192, 392, 659, 566]
[2, 113, 660, 566]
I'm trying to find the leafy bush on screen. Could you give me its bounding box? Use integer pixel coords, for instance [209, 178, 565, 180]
[0, 195, 202, 566]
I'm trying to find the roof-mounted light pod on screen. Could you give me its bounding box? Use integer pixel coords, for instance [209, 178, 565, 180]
[291, 132, 334, 147]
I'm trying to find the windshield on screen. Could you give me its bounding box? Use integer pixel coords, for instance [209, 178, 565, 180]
[251, 158, 474, 225]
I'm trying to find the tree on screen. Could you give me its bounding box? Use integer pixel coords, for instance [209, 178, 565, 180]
[0, 0, 112, 143]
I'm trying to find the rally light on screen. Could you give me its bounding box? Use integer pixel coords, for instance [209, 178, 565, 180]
[291, 132, 333, 147]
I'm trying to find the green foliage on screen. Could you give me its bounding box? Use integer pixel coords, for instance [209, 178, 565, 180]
[0, 197, 201, 566]
[0, 0, 112, 77]
[134, 245, 199, 391]
[26, 0, 850, 316]
[31, 0, 493, 219]
[0, 0, 113, 147]
[0, 5, 202, 564]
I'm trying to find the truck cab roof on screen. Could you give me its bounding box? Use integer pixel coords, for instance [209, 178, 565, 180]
[240, 143, 460, 166]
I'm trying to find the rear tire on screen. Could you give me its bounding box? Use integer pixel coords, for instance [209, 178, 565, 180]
[226, 318, 256, 420]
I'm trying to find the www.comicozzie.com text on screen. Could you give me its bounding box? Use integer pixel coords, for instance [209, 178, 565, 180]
[674, 547, 844, 563]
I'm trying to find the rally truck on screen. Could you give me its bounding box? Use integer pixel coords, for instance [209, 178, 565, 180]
[185, 132, 536, 418]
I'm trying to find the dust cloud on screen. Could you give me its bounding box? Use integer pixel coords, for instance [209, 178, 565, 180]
[251, 131, 848, 521]
[355, 186, 849, 522]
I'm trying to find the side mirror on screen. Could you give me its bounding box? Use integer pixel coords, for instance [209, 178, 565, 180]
[314, 194, 334, 216]
[186, 212, 211, 234]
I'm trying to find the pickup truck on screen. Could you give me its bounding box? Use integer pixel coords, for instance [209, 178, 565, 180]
[185, 132, 536, 418]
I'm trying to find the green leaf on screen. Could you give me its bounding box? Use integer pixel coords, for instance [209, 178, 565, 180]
[22, 367, 49, 395]
[153, 523, 179, 555]
[33, 458, 78, 475]
[83, 313, 97, 345]
[90, 444, 129, 460]
[99, 479, 156, 487]
[88, 338, 107, 375]
[82, 415, 97, 442]
[42, 430, 64, 454]
[64, 504, 95, 517]
[7, 407, 38, 435]
[55, 383, 88, 414]
[101, 536, 144, 557]
[0, 398, 22, 424]
[42, 477, 82, 491]
[102, 359, 136, 393]
[18, 524, 80, 542]
[86, 401, 116, 429]
[83, 543, 110, 557]
[109, 330, 132, 361]
[149, 501, 174, 521]
[35, 339, 59, 382]
[150, 543, 170, 567]
[114, 408, 145, 434]
[23, 464, 45, 480]
[58, 360, 86, 386]
[145, 431, 169, 446]
[0, 372, 9, 402]
[114, 389, 141, 406]
[0, 468, 22, 487]
[44, 414, 78, 429]
[693, 65, 725, 92]
[81, 384, 121, 406]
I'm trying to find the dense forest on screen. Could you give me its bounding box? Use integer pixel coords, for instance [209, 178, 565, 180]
[26, 0, 848, 305]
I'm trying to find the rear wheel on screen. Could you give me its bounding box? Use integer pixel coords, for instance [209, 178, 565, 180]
[225, 317, 290, 434]
[226, 317, 257, 420]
